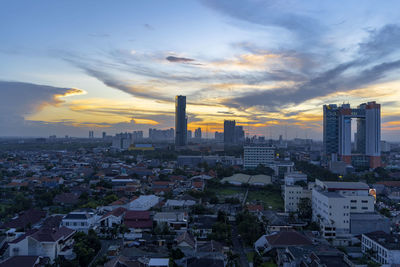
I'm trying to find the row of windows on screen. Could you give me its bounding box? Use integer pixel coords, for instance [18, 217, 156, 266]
[64, 222, 87, 227]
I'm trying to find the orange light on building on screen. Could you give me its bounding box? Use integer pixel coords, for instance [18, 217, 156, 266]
[369, 188, 377, 202]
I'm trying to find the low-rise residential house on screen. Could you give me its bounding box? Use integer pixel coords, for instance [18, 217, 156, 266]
[98, 207, 126, 228]
[185, 258, 224, 267]
[276, 245, 348, 267]
[152, 181, 175, 195]
[0, 209, 46, 231]
[153, 212, 188, 231]
[61, 210, 97, 233]
[103, 255, 142, 267]
[191, 215, 217, 240]
[53, 192, 80, 206]
[8, 227, 75, 263]
[362, 231, 400, 265]
[164, 200, 196, 210]
[127, 195, 160, 211]
[254, 231, 313, 254]
[175, 231, 196, 250]
[257, 210, 293, 232]
[123, 211, 152, 239]
[0, 256, 49, 267]
[191, 180, 205, 191]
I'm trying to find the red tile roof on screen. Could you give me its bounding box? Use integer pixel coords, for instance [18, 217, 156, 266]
[101, 207, 127, 220]
[265, 231, 312, 247]
[247, 205, 264, 212]
[0, 209, 46, 229]
[377, 181, 400, 187]
[123, 220, 153, 229]
[124, 211, 150, 220]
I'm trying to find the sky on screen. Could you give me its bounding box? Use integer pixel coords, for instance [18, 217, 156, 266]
[1, 0, 400, 141]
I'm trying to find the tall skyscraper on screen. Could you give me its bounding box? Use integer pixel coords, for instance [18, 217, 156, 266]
[89, 131, 94, 139]
[235, 125, 245, 144]
[224, 120, 236, 144]
[175, 95, 187, 146]
[323, 101, 381, 168]
[194, 127, 202, 140]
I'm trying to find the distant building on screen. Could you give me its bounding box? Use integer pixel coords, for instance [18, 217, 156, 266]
[194, 127, 202, 140]
[187, 130, 192, 140]
[149, 128, 173, 142]
[323, 102, 381, 168]
[102, 132, 106, 139]
[133, 130, 143, 141]
[235, 125, 245, 144]
[243, 144, 274, 169]
[381, 140, 391, 152]
[175, 95, 187, 146]
[224, 120, 236, 144]
[215, 131, 224, 142]
[89, 131, 94, 139]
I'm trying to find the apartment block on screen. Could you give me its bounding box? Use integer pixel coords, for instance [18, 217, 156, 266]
[312, 180, 374, 238]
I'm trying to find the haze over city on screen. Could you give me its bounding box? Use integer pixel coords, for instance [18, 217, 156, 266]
[1, 0, 400, 141]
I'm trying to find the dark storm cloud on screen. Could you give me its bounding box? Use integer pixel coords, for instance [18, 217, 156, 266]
[0, 81, 84, 136]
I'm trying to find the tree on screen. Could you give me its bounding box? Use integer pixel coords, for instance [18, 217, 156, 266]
[170, 248, 184, 260]
[298, 198, 312, 220]
[209, 222, 231, 244]
[236, 211, 264, 245]
[72, 230, 101, 266]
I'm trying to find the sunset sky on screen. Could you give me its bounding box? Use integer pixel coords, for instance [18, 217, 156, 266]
[1, 0, 400, 141]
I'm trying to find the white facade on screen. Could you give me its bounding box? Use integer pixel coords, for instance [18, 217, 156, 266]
[244, 145, 274, 169]
[8, 228, 75, 263]
[61, 211, 97, 233]
[284, 172, 307, 185]
[284, 185, 312, 212]
[312, 180, 374, 238]
[362, 233, 400, 265]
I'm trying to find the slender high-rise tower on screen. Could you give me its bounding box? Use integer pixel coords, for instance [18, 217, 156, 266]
[175, 95, 187, 146]
[224, 120, 236, 144]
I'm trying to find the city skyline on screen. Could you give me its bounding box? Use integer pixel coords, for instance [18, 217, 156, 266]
[1, 1, 400, 141]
